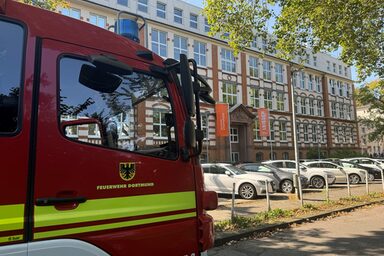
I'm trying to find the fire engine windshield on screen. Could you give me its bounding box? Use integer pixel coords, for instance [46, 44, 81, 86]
[59, 57, 177, 159]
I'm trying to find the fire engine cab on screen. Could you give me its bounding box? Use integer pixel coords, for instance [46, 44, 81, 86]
[0, 0, 217, 255]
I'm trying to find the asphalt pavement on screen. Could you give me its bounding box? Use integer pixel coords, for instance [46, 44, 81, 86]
[209, 203, 384, 256]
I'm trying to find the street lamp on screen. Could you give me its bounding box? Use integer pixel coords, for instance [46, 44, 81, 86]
[290, 66, 304, 206]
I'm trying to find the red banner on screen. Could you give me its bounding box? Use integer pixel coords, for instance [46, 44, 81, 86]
[258, 108, 270, 137]
[215, 103, 230, 137]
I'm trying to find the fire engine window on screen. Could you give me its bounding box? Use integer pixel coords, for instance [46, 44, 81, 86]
[59, 57, 177, 159]
[0, 21, 24, 134]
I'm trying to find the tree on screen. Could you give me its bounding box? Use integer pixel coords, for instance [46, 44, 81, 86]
[355, 79, 384, 141]
[203, 0, 384, 81]
[21, 0, 68, 11]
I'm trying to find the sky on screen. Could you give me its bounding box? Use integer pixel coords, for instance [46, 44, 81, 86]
[185, 0, 378, 86]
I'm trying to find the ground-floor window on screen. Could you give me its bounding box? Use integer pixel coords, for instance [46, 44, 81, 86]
[231, 152, 240, 163]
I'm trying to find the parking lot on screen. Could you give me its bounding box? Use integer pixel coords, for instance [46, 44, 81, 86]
[210, 181, 384, 222]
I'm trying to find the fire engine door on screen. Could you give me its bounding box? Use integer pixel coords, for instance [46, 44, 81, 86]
[31, 39, 198, 255]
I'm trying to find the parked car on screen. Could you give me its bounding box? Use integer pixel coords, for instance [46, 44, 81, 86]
[263, 160, 336, 189]
[331, 160, 381, 181]
[236, 163, 308, 193]
[302, 161, 367, 184]
[201, 163, 276, 200]
[342, 157, 384, 171]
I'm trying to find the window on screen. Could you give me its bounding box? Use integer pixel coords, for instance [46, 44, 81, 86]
[309, 99, 314, 115]
[262, 38, 268, 51]
[334, 126, 339, 143]
[194, 41, 206, 66]
[267, 120, 275, 141]
[339, 127, 345, 143]
[174, 8, 183, 24]
[173, 35, 188, 61]
[157, 2, 166, 18]
[251, 37, 258, 48]
[190, 13, 198, 29]
[339, 65, 342, 75]
[264, 91, 272, 109]
[249, 56, 259, 77]
[331, 102, 337, 117]
[61, 7, 81, 19]
[138, 0, 148, 13]
[308, 74, 313, 91]
[263, 60, 271, 80]
[117, 0, 128, 6]
[283, 152, 289, 160]
[300, 71, 305, 89]
[292, 72, 298, 87]
[151, 29, 167, 58]
[59, 57, 177, 159]
[319, 125, 325, 143]
[250, 87, 259, 108]
[303, 124, 309, 142]
[276, 92, 284, 111]
[231, 152, 240, 163]
[202, 114, 209, 139]
[337, 81, 343, 96]
[0, 21, 24, 134]
[313, 56, 317, 66]
[221, 48, 236, 73]
[90, 13, 106, 28]
[204, 18, 210, 32]
[275, 63, 283, 83]
[340, 104, 345, 119]
[327, 61, 330, 71]
[301, 97, 306, 114]
[256, 152, 263, 162]
[279, 121, 287, 141]
[330, 79, 335, 94]
[333, 63, 336, 73]
[317, 101, 322, 116]
[315, 76, 321, 92]
[230, 128, 239, 143]
[344, 67, 348, 77]
[222, 82, 237, 106]
[312, 126, 317, 143]
[254, 121, 261, 141]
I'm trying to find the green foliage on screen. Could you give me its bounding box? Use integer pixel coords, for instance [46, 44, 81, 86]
[306, 148, 327, 160]
[329, 149, 367, 159]
[355, 79, 384, 141]
[203, 0, 384, 80]
[21, 0, 68, 11]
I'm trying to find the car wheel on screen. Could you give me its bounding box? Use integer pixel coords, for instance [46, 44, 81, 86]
[310, 176, 325, 189]
[368, 173, 375, 181]
[238, 183, 257, 200]
[349, 174, 360, 184]
[280, 179, 294, 193]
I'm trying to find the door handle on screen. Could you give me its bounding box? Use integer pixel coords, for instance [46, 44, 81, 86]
[36, 196, 87, 206]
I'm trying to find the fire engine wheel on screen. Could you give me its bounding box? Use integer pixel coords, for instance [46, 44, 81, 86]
[239, 183, 257, 200]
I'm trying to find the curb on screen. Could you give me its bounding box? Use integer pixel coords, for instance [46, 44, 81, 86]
[214, 199, 384, 247]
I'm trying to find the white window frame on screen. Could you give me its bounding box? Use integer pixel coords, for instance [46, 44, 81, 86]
[250, 87, 259, 108]
[204, 18, 210, 32]
[267, 120, 275, 142]
[301, 97, 307, 114]
[275, 63, 283, 83]
[317, 101, 323, 116]
[279, 121, 287, 141]
[309, 99, 314, 115]
[153, 109, 168, 139]
[221, 48, 236, 73]
[315, 76, 321, 92]
[138, 0, 148, 13]
[264, 90, 273, 110]
[222, 82, 238, 106]
[190, 13, 198, 29]
[173, 35, 188, 61]
[303, 124, 309, 142]
[249, 56, 259, 77]
[276, 92, 284, 111]
[300, 71, 305, 89]
[61, 7, 81, 19]
[308, 74, 313, 91]
[89, 13, 106, 28]
[254, 121, 261, 141]
[263, 60, 271, 80]
[151, 29, 167, 58]
[156, 2, 166, 19]
[193, 41, 206, 67]
[174, 8, 183, 24]
[230, 128, 239, 143]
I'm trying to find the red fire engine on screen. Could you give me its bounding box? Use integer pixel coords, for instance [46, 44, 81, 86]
[0, 0, 217, 255]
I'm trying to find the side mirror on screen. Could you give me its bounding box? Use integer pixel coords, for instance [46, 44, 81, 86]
[79, 64, 122, 93]
[179, 54, 195, 117]
[225, 170, 232, 177]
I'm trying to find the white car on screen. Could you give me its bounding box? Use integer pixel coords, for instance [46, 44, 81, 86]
[202, 163, 276, 200]
[342, 157, 384, 171]
[302, 161, 367, 184]
[263, 160, 336, 189]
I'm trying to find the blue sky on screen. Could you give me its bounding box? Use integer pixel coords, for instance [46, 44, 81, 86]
[185, 0, 377, 86]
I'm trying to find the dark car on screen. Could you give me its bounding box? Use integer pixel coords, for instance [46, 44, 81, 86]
[331, 160, 381, 181]
[236, 163, 308, 193]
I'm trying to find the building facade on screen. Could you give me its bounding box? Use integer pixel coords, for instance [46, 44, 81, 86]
[59, 0, 360, 162]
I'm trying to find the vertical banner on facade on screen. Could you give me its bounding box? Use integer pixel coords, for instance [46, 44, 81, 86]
[215, 103, 230, 137]
[258, 108, 270, 137]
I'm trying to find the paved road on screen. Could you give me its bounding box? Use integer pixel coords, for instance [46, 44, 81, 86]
[211, 181, 384, 221]
[209, 203, 384, 256]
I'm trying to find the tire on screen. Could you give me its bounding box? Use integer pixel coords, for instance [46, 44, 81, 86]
[310, 176, 325, 189]
[280, 179, 294, 194]
[238, 183, 257, 200]
[349, 173, 361, 184]
[368, 173, 375, 181]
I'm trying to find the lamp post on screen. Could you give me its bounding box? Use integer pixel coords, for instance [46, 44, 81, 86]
[290, 66, 304, 206]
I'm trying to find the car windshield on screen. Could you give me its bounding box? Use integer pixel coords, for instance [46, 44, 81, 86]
[225, 165, 247, 175]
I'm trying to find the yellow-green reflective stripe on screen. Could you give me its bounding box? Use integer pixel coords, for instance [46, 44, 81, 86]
[0, 204, 24, 232]
[35, 191, 196, 228]
[34, 212, 196, 239]
[0, 235, 23, 243]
